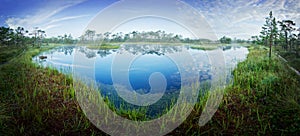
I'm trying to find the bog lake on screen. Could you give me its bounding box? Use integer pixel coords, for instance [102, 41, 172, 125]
[33, 44, 249, 118]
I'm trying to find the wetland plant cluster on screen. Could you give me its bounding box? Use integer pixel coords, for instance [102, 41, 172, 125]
[0, 45, 299, 135]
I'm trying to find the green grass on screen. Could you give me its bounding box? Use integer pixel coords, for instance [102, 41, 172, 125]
[190, 45, 217, 50]
[0, 45, 102, 135]
[278, 51, 300, 71]
[0, 44, 299, 135]
[0, 46, 25, 64]
[86, 43, 120, 50]
[190, 43, 251, 50]
[170, 45, 300, 135]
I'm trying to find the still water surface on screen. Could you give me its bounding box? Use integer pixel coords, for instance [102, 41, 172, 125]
[33, 44, 248, 118]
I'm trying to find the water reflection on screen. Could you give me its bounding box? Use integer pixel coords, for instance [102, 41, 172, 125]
[48, 45, 75, 55]
[119, 44, 183, 55]
[33, 44, 248, 118]
[97, 50, 112, 57]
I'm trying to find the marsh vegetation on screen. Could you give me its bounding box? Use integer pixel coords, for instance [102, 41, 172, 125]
[0, 11, 299, 135]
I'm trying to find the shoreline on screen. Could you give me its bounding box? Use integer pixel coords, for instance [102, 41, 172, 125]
[0, 44, 299, 135]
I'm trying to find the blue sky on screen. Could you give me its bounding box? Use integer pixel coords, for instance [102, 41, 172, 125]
[0, 0, 299, 40]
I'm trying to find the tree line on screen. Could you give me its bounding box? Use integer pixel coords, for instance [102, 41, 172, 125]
[252, 11, 300, 57]
[1, 26, 248, 47]
[78, 29, 243, 45]
[0, 26, 77, 47]
[79, 30, 199, 44]
[43, 34, 76, 44]
[0, 26, 47, 47]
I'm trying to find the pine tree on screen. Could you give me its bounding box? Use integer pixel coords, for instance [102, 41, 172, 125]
[259, 11, 279, 58]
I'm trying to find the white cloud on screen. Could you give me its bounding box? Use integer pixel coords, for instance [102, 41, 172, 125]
[5, 0, 87, 32]
[45, 15, 90, 26]
[4, 0, 299, 39]
[43, 24, 61, 30]
[192, 0, 300, 39]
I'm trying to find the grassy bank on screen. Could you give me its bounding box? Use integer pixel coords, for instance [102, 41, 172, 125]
[190, 43, 251, 50]
[170, 45, 300, 135]
[0, 46, 102, 135]
[278, 51, 300, 72]
[86, 42, 230, 50]
[0, 45, 299, 135]
[190, 45, 218, 50]
[0, 46, 25, 64]
[86, 43, 120, 50]
[81, 42, 249, 51]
